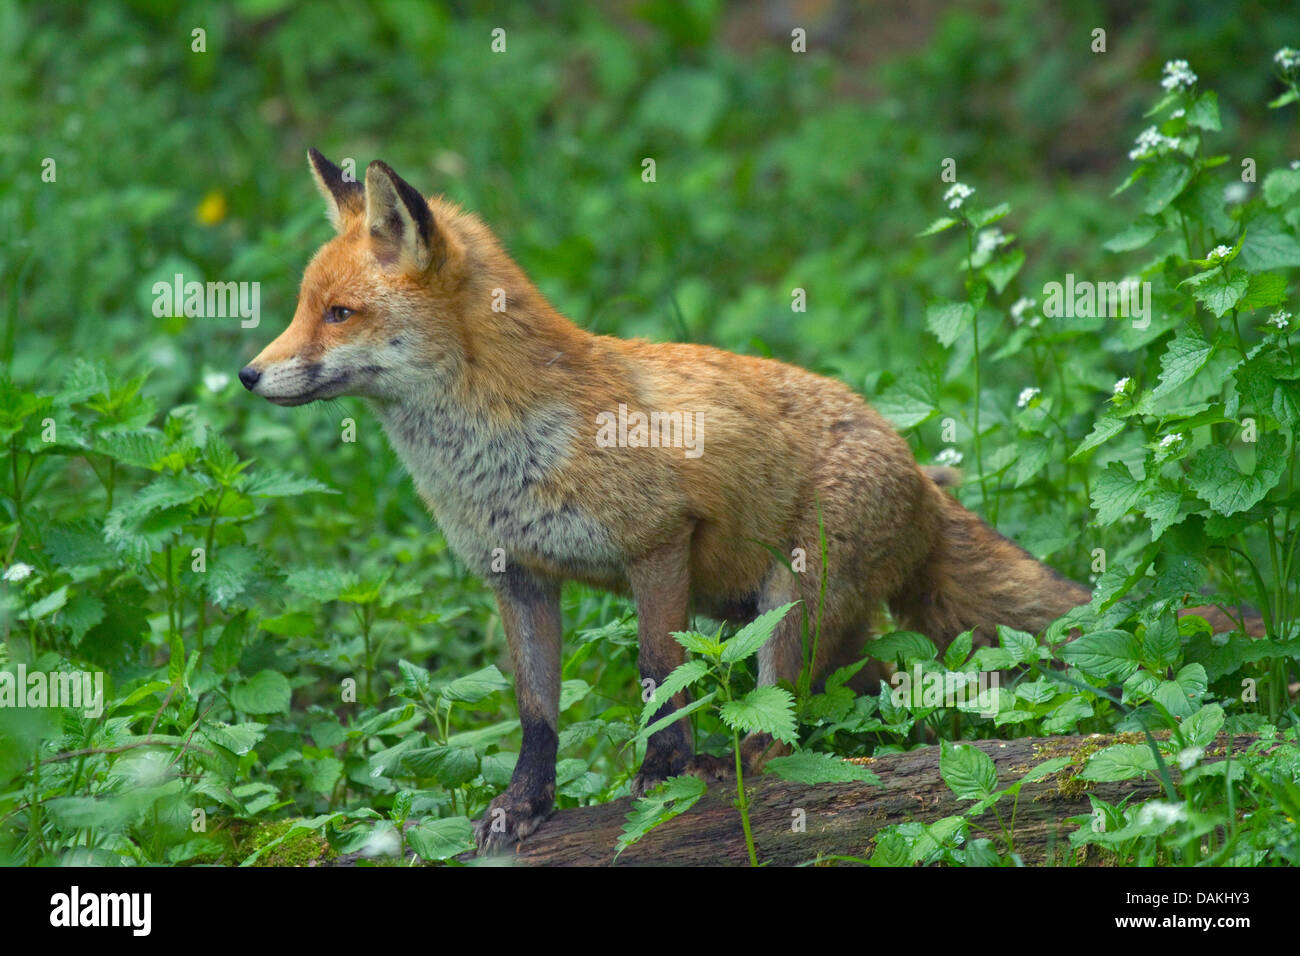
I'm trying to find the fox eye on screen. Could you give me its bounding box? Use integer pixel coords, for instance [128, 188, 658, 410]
[325, 305, 354, 324]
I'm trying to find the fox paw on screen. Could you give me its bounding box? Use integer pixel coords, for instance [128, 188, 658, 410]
[473, 790, 553, 855]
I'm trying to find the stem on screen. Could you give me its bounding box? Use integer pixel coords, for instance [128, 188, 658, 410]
[966, 226, 988, 514]
[732, 726, 757, 867]
[195, 488, 225, 650]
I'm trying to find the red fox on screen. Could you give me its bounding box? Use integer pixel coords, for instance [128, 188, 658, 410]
[242, 151, 1253, 853]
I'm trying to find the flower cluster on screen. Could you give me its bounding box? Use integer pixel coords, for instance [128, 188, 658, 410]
[975, 228, 1008, 257]
[934, 447, 963, 467]
[1016, 387, 1041, 409]
[1161, 59, 1197, 91]
[1269, 309, 1291, 330]
[3, 562, 35, 582]
[1276, 46, 1300, 79]
[943, 182, 974, 210]
[1128, 126, 1181, 161]
[1113, 376, 1131, 395]
[1206, 244, 1232, 262]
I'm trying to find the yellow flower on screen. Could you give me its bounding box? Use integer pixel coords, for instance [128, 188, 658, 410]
[196, 190, 227, 225]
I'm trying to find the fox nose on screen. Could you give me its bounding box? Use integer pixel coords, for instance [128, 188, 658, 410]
[238, 366, 261, 390]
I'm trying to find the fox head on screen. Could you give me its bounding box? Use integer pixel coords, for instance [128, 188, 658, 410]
[240, 150, 473, 406]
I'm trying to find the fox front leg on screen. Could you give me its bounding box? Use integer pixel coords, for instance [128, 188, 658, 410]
[628, 534, 707, 796]
[474, 567, 562, 854]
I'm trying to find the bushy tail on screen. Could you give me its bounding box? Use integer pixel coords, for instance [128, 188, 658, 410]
[889, 479, 1091, 649]
[890, 476, 1266, 646]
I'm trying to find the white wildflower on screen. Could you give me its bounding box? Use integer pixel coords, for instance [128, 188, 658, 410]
[3, 562, 35, 583]
[1010, 297, 1036, 325]
[1128, 126, 1181, 161]
[1177, 747, 1204, 771]
[935, 447, 963, 467]
[1017, 387, 1041, 408]
[1159, 432, 1184, 448]
[1206, 244, 1232, 262]
[944, 182, 975, 210]
[1136, 800, 1188, 827]
[1113, 376, 1131, 394]
[1171, 108, 1185, 119]
[1292, 160, 1300, 170]
[1276, 47, 1300, 76]
[1269, 309, 1291, 329]
[1161, 59, 1197, 91]
[975, 228, 1008, 257]
[1223, 182, 1249, 204]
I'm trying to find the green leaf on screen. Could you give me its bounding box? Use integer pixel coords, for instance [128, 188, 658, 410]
[1090, 462, 1146, 526]
[1151, 329, 1214, 397]
[997, 626, 1039, 665]
[617, 775, 707, 858]
[926, 300, 974, 348]
[1262, 169, 1300, 208]
[718, 686, 798, 744]
[866, 631, 938, 668]
[939, 740, 999, 800]
[639, 659, 710, 728]
[202, 721, 266, 755]
[766, 751, 881, 785]
[204, 545, 261, 608]
[918, 217, 959, 237]
[439, 665, 509, 704]
[1238, 216, 1300, 272]
[1070, 415, 1125, 461]
[943, 630, 974, 670]
[241, 470, 337, 498]
[874, 373, 938, 430]
[1187, 432, 1288, 515]
[969, 203, 1010, 228]
[1144, 161, 1193, 214]
[559, 679, 591, 712]
[720, 601, 798, 662]
[1238, 272, 1289, 310]
[407, 817, 475, 862]
[1180, 703, 1224, 748]
[1142, 486, 1186, 541]
[635, 692, 716, 745]
[984, 248, 1025, 295]
[1059, 629, 1143, 681]
[230, 670, 291, 715]
[400, 745, 479, 787]
[1269, 88, 1300, 109]
[1190, 269, 1248, 318]
[1103, 221, 1161, 252]
[1186, 91, 1220, 131]
[1079, 744, 1158, 781]
[673, 630, 724, 657]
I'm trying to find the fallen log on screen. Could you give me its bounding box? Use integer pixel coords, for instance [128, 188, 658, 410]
[492, 731, 1257, 866]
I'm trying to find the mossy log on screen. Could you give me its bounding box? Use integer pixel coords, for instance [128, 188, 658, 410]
[490, 732, 1256, 867]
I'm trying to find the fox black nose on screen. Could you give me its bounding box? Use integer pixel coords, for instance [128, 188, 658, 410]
[238, 366, 261, 390]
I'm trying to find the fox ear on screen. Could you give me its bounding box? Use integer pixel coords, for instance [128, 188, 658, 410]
[307, 148, 364, 232]
[364, 160, 442, 273]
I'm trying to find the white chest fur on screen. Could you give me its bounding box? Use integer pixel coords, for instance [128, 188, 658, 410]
[373, 391, 620, 577]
